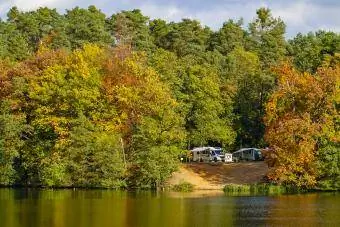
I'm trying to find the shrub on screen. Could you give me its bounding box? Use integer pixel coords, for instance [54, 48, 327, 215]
[172, 181, 194, 192]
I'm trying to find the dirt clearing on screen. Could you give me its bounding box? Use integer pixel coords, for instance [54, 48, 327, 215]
[167, 162, 268, 190]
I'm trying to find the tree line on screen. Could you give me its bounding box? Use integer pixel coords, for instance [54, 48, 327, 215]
[0, 6, 339, 189]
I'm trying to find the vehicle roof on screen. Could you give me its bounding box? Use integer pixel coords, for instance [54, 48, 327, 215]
[191, 147, 220, 152]
[233, 148, 260, 153]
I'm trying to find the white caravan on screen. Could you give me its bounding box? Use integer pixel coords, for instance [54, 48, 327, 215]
[232, 148, 263, 162]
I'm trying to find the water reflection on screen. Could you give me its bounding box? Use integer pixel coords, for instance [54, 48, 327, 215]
[1, 189, 340, 227]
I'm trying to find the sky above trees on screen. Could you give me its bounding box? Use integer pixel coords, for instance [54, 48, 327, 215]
[0, 0, 339, 37]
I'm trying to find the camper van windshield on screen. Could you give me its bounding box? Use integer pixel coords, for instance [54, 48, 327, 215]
[214, 150, 222, 155]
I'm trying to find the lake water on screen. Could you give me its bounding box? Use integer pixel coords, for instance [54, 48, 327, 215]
[1, 188, 340, 226]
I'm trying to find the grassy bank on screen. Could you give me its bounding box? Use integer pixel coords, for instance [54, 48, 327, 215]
[223, 183, 307, 195]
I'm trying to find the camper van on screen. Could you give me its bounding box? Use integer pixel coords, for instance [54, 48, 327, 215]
[191, 147, 232, 162]
[232, 148, 263, 162]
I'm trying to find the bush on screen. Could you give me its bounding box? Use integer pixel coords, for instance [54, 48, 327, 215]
[172, 181, 194, 192]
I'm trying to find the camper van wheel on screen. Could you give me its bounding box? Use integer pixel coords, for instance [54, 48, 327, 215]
[199, 158, 203, 162]
[214, 157, 218, 162]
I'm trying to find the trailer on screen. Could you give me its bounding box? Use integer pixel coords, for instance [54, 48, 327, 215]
[232, 148, 263, 162]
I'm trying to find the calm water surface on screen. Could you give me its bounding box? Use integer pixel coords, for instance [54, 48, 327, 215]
[1, 188, 340, 226]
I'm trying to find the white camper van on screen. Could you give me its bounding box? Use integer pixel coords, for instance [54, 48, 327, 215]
[191, 147, 232, 162]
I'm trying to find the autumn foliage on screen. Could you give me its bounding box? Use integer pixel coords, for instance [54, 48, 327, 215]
[264, 63, 339, 188]
[1, 5, 339, 189]
[0, 45, 187, 188]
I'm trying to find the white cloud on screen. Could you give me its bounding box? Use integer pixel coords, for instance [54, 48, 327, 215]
[0, 1, 12, 15]
[0, 0, 339, 37]
[271, 2, 307, 26]
[139, 1, 260, 30]
[271, 1, 340, 36]
[0, 0, 77, 16]
[10, 0, 60, 10]
[139, 4, 187, 22]
[130, 1, 340, 36]
[191, 2, 260, 29]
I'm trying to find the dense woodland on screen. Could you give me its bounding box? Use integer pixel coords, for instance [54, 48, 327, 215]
[0, 6, 339, 189]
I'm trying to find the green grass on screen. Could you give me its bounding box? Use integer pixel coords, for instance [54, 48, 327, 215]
[172, 181, 195, 192]
[223, 183, 305, 195]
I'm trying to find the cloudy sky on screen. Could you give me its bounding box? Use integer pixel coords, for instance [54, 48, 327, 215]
[0, 0, 339, 38]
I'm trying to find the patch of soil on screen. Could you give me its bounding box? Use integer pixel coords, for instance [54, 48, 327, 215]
[167, 162, 268, 190]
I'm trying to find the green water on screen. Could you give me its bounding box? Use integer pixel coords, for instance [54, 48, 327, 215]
[1, 188, 340, 226]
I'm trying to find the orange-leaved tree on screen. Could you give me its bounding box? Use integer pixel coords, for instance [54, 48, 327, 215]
[264, 63, 339, 188]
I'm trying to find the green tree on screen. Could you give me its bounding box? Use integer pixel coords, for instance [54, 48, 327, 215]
[64, 116, 126, 188]
[0, 103, 24, 185]
[107, 9, 154, 51]
[102, 50, 186, 188]
[317, 142, 340, 189]
[288, 31, 340, 73]
[147, 48, 185, 100]
[209, 19, 246, 55]
[184, 63, 235, 147]
[6, 7, 70, 52]
[0, 60, 26, 185]
[149, 19, 170, 47]
[0, 21, 30, 60]
[12, 45, 125, 187]
[227, 47, 270, 147]
[162, 19, 212, 57]
[249, 8, 286, 68]
[66, 6, 113, 49]
[288, 32, 322, 73]
[0, 98, 25, 185]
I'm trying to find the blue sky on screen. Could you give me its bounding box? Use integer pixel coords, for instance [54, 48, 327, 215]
[0, 0, 339, 38]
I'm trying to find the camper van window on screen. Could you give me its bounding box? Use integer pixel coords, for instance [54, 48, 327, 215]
[244, 150, 251, 155]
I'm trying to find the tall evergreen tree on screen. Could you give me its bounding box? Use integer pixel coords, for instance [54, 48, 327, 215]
[209, 19, 246, 55]
[66, 6, 113, 48]
[249, 8, 286, 68]
[107, 9, 154, 51]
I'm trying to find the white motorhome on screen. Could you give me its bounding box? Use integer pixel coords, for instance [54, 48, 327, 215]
[191, 147, 232, 162]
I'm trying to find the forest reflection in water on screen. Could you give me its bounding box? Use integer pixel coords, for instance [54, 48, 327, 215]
[1, 189, 340, 227]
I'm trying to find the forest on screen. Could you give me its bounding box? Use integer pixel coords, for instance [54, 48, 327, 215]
[0, 6, 339, 189]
